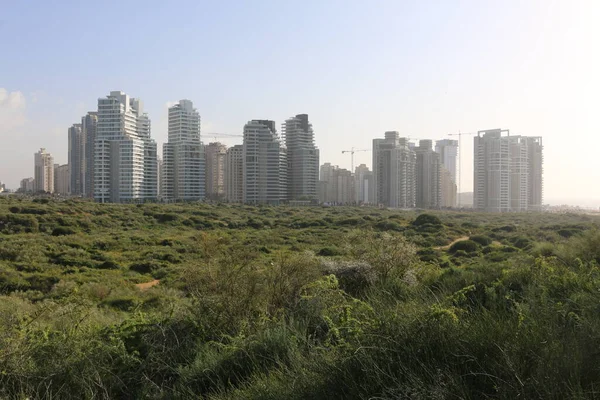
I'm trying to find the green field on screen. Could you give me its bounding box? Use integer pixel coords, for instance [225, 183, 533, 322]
[1, 197, 599, 399]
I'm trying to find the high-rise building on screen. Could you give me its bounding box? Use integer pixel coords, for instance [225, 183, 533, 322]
[283, 114, 319, 201]
[354, 164, 373, 204]
[81, 112, 98, 198]
[440, 166, 457, 208]
[157, 156, 163, 200]
[162, 99, 204, 202]
[20, 177, 35, 193]
[474, 129, 543, 212]
[225, 144, 244, 203]
[318, 163, 354, 204]
[435, 139, 458, 207]
[34, 148, 54, 193]
[415, 140, 441, 209]
[205, 142, 227, 200]
[54, 164, 70, 195]
[68, 123, 83, 195]
[243, 120, 287, 205]
[94, 91, 157, 203]
[373, 131, 416, 208]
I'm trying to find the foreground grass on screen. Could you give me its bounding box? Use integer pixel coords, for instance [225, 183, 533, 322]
[0, 197, 599, 399]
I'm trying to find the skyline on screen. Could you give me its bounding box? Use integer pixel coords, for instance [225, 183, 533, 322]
[1, 0, 599, 206]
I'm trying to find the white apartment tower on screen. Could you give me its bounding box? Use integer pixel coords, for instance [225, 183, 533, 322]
[34, 148, 54, 193]
[435, 139, 458, 207]
[354, 164, 373, 204]
[225, 144, 244, 203]
[162, 99, 205, 201]
[415, 140, 441, 209]
[373, 132, 416, 208]
[243, 120, 287, 205]
[82, 112, 98, 198]
[205, 142, 227, 200]
[283, 114, 319, 201]
[68, 123, 83, 195]
[94, 91, 157, 203]
[474, 129, 543, 212]
[54, 164, 70, 195]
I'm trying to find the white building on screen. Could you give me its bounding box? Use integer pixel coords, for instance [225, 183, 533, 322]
[435, 139, 458, 207]
[354, 164, 373, 204]
[20, 178, 35, 193]
[68, 123, 83, 195]
[94, 91, 157, 203]
[82, 112, 98, 198]
[243, 120, 287, 205]
[318, 163, 354, 204]
[225, 144, 244, 203]
[474, 129, 543, 212]
[54, 164, 70, 195]
[205, 142, 227, 200]
[34, 148, 54, 193]
[283, 114, 319, 201]
[415, 140, 441, 209]
[373, 132, 416, 208]
[162, 99, 204, 201]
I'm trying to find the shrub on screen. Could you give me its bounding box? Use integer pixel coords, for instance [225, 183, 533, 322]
[448, 240, 479, 253]
[412, 213, 442, 227]
[470, 235, 492, 246]
[52, 226, 76, 236]
[318, 247, 341, 257]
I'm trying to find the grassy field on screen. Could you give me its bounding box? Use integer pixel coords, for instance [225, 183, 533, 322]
[0, 197, 599, 399]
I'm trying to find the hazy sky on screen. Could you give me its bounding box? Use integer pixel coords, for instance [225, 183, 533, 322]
[1, 0, 599, 205]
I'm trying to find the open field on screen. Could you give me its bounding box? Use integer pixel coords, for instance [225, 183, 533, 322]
[1, 197, 599, 399]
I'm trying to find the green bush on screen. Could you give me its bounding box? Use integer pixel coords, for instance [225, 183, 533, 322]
[412, 213, 442, 227]
[470, 234, 493, 246]
[449, 240, 479, 253]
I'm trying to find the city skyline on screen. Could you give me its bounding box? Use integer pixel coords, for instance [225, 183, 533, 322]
[1, 1, 599, 206]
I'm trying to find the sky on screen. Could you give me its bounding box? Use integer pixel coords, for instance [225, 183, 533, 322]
[1, 0, 599, 206]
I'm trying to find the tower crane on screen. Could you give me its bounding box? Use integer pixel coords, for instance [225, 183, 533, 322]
[341, 148, 371, 172]
[447, 131, 477, 207]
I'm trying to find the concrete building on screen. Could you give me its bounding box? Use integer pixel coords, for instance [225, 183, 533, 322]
[435, 139, 458, 207]
[34, 148, 54, 193]
[354, 164, 373, 204]
[318, 163, 354, 204]
[415, 140, 441, 209]
[157, 157, 163, 200]
[81, 112, 98, 198]
[373, 132, 416, 208]
[161, 100, 204, 202]
[94, 91, 157, 203]
[225, 144, 244, 203]
[474, 129, 543, 212]
[68, 123, 83, 195]
[205, 142, 227, 200]
[20, 178, 35, 193]
[0, 182, 5, 193]
[283, 114, 319, 201]
[440, 166, 457, 208]
[243, 120, 287, 205]
[54, 164, 70, 195]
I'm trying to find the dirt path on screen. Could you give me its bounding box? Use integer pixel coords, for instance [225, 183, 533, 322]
[435, 236, 470, 251]
[135, 279, 160, 290]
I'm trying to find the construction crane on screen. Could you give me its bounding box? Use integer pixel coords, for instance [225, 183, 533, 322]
[448, 131, 477, 207]
[341, 147, 371, 172]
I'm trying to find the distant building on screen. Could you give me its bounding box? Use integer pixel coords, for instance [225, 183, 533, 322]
[81, 112, 98, 198]
[68, 123, 83, 195]
[435, 139, 458, 207]
[373, 131, 416, 208]
[415, 140, 441, 209]
[34, 148, 54, 193]
[20, 178, 35, 193]
[243, 120, 287, 205]
[354, 164, 373, 204]
[162, 99, 204, 201]
[54, 164, 70, 195]
[225, 144, 244, 203]
[283, 114, 319, 201]
[474, 129, 543, 212]
[318, 163, 354, 204]
[440, 166, 457, 208]
[0, 182, 6, 193]
[205, 142, 227, 200]
[95, 91, 157, 203]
